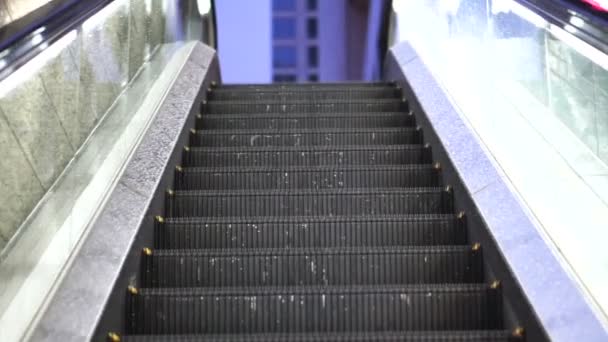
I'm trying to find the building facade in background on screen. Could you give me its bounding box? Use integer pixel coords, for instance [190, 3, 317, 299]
[271, 0, 388, 83]
[272, 0, 320, 82]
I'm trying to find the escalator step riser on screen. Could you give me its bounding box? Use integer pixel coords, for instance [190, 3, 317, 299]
[208, 88, 401, 101]
[216, 83, 395, 91]
[183, 148, 432, 167]
[141, 248, 483, 287]
[154, 216, 468, 249]
[122, 331, 517, 342]
[127, 286, 503, 334]
[166, 190, 453, 217]
[203, 101, 407, 115]
[198, 114, 415, 130]
[175, 167, 440, 190]
[190, 129, 422, 147]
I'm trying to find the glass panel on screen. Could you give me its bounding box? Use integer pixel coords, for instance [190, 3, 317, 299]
[308, 45, 318, 67]
[307, 17, 318, 39]
[393, 0, 608, 319]
[273, 45, 296, 67]
[273, 0, 296, 12]
[0, 0, 211, 339]
[273, 17, 296, 39]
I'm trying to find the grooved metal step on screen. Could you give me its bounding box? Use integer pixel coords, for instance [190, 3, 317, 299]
[166, 188, 453, 217]
[216, 82, 396, 90]
[127, 284, 503, 334]
[203, 99, 407, 114]
[154, 215, 468, 249]
[141, 246, 483, 287]
[197, 112, 415, 130]
[122, 331, 517, 342]
[183, 145, 432, 167]
[175, 165, 440, 190]
[190, 128, 423, 147]
[208, 87, 401, 101]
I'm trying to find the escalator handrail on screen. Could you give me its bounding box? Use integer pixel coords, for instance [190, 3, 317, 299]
[0, 0, 219, 84]
[515, 0, 608, 54]
[0, 0, 112, 82]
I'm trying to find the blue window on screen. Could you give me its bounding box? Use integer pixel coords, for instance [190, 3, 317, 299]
[307, 18, 318, 39]
[273, 46, 296, 68]
[273, 18, 296, 39]
[273, 0, 296, 11]
[307, 0, 317, 11]
[308, 45, 318, 67]
[274, 74, 297, 82]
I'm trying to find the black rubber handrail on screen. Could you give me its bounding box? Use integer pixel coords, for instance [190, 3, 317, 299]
[0, 0, 112, 82]
[0, 0, 218, 83]
[514, 0, 608, 54]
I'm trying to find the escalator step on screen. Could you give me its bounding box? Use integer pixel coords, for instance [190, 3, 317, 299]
[166, 188, 453, 217]
[141, 246, 483, 287]
[175, 165, 440, 190]
[154, 215, 468, 249]
[122, 331, 517, 342]
[216, 82, 396, 90]
[197, 112, 414, 130]
[183, 145, 432, 167]
[127, 284, 503, 334]
[208, 87, 401, 101]
[190, 128, 422, 147]
[203, 99, 407, 114]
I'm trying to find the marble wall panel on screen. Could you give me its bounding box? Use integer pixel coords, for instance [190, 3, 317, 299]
[0, 110, 45, 249]
[0, 76, 74, 190]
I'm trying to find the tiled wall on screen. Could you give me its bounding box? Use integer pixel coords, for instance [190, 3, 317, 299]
[0, 0, 166, 250]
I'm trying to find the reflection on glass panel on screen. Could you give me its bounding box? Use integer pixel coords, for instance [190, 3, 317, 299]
[392, 0, 608, 318]
[273, 45, 296, 67]
[273, 17, 296, 39]
[273, 0, 296, 11]
[308, 73, 318, 82]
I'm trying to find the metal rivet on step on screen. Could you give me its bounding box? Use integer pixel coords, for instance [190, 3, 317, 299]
[107, 332, 121, 342]
[211, 81, 217, 87]
[396, 85, 402, 90]
[142, 247, 153, 256]
[190, 128, 197, 134]
[433, 162, 441, 170]
[128, 286, 139, 295]
[166, 189, 175, 196]
[196, 114, 203, 120]
[490, 280, 501, 289]
[184, 146, 190, 152]
[471, 243, 481, 251]
[423, 143, 431, 149]
[416, 125, 421, 131]
[457, 211, 466, 219]
[155, 215, 164, 223]
[202, 100, 207, 106]
[512, 327, 525, 337]
[176, 165, 183, 172]
[401, 97, 407, 103]
[207, 87, 213, 93]
[445, 185, 452, 193]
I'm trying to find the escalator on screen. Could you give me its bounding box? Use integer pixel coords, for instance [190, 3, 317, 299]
[110, 82, 525, 341]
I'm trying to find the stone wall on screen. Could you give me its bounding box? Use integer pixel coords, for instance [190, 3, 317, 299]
[0, 0, 166, 250]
